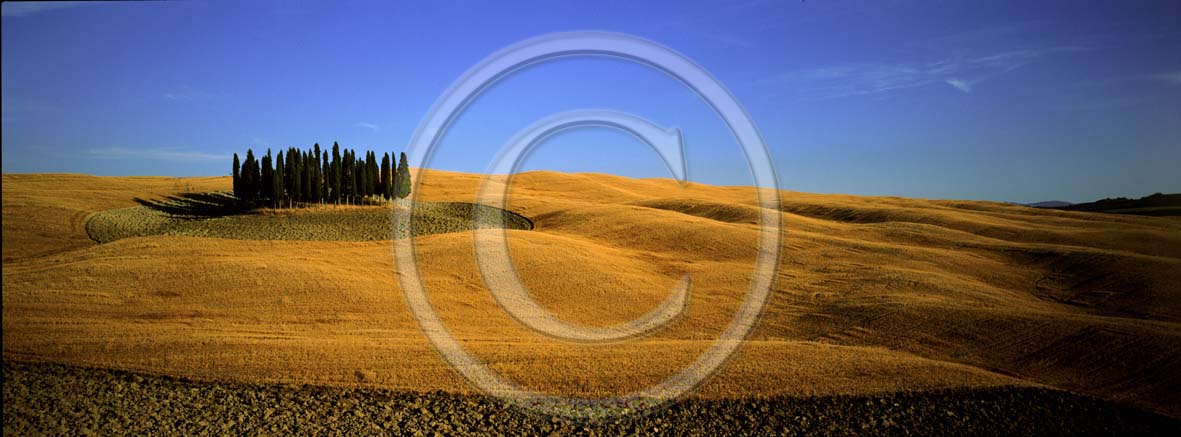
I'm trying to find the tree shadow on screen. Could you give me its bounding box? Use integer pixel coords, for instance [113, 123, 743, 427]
[133, 192, 252, 219]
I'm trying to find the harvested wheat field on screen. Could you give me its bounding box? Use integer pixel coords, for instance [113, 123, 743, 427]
[3, 171, 1181, 427]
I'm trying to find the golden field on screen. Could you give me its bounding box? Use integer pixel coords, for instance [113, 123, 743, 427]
[3, 171, 1180, 417]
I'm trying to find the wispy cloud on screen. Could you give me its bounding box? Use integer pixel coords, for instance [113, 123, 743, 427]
[2, 2, 92, 18]
[354, 122, 380, 132]
[1151, 71, 1181, 86]
[945, 79, 975, 93]
[89, 147, 225, 162]
[766, 45, 1086, 100]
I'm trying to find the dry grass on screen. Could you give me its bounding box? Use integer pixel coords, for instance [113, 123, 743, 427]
[3, 171, 1180, 417]
[85, 200, 530, 243]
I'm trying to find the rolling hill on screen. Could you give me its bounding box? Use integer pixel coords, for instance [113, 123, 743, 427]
[3, 171, 1180, 419]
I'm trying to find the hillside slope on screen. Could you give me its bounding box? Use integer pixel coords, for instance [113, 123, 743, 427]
[3, 171, 1180, 417]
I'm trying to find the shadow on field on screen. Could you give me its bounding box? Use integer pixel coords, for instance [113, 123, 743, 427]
[133, 192, 250, 218]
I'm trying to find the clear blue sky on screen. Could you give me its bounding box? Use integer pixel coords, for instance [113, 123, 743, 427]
[2, 0, 1178, 203]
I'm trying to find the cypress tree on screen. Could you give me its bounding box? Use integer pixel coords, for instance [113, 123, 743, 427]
[355, 156, 364, 203]
[331, 142, 341, 205]
[276, 150, 286, 205]
[360, 151, 368, 200]
[390, 151, 399, 201]
[303, 150, 312, 201]
[396, 152, 411, 200]
[368, 152, 375, 198]
[297, 149, 305, 201]
[356, 151, 364, 201]
[355, 153, 364, 200]
[344, 149, 354, 204]
[290, 147, 299, 201]
[348, 153, 355, 203]
[341, 149, 349, 204]
[232, 153, 241, 199]
[342, 148, 351, 204]
[242, 149, 257, 203]
[253, 152, 262, 201]
[321, 152, 329, 203]
[262, 149, 273, 200]
[261, 152, 272, 201]
[282, 150, 289, 199]
[298, 149, 305, 202]
[380, 152, 391, 201]
[364, 151, 372, 199]
[272, 153, 284, 208]
[313, 144, 322, 204]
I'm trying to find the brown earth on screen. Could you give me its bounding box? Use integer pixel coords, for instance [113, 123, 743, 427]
[3, 171, 1180, 420]
[7, 361, 1178, 435]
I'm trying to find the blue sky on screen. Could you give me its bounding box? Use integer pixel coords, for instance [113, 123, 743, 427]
[2, 0, 1178, 203]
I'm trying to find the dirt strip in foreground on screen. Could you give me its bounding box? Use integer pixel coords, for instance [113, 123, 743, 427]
[4, 361, 1178, 435]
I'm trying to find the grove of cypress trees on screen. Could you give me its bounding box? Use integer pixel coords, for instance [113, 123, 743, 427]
[230, 145, 412, 208]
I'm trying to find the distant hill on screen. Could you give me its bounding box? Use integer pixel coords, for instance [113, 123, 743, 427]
[1025, 200, 1073, 208]
[1044, 192, 1181, 217]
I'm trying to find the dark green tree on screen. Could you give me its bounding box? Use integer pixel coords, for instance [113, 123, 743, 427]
[355, 156, 364, 202]
[262, 149, 274, 200]
[380, 152, 391, 201]
[312, 144, 322, 204]
[290, 147, 299, 201]
[344, 149, 354, 204]
[284, 148, 293, 203]
[261, 152, 273, 200]
[252, 151, 262, 200]
[396, 152, 411, 199]
[355, 150, 364, 200]
[272, 154, 284, 208]
[232, 153, 241, 199]
[307, 148, 316, 199]
[341, 149, 350, 204]
[365, 150, 377, 200]
[242, 149, 257, 203]
[331, 142, 341, 205]
[371, 152, 377, 198]
[276, 150, 286, 205]
[276, 149, 285, 205]
[321, 152, 329, 203]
